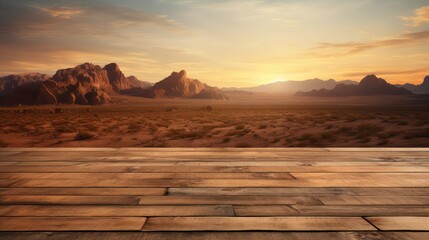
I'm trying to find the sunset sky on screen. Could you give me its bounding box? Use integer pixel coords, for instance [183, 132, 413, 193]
[1, 0, 428, 87]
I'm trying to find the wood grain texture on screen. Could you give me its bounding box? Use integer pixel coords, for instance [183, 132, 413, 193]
[167, 187, 429, 196]
[5, 231, 423, 240]
[0, 195, 140, 205]
[366, 217, 429, 230]
[320, 196, 429, 205]
[234, 205, 429, 216]
[138, 195, 322, 205]
[142, 217, 376, 231]
[0, 187, 166, 196]
[0, 217, 146, 231]
[0, 205, 234, 217]
[1, 148, 428, 234]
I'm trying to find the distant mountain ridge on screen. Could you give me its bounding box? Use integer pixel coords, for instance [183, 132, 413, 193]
[126, 76, 152, 89]
[397, 76, 429, 94]
[296, 75, 412, 97]
[1, 63, 427, 105]
[0, 73, 50, 97]
[224, 78, 359, 94]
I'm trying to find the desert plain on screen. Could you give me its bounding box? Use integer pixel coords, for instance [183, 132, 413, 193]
[1, 93, 428, 148]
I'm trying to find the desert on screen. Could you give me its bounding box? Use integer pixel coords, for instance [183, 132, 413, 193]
[1, 93, 428, 147]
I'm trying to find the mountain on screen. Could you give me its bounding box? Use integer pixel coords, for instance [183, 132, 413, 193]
[0, 73, 50, 96]
[224, 78, 358, 94]
[139, 70, 228, 99]
[126, 76, 152, 89]
[0, 64, 228, 105]
[398, 76, 429, 94]
[1, 62, 133, 105]
[296, 75, 412, 97]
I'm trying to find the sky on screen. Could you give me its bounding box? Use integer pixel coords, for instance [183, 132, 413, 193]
[0, 0, 428, 87]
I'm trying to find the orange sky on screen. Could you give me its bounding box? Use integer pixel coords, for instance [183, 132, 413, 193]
[1, 0, 428, 87]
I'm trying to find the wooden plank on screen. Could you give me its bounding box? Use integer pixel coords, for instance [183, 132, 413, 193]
[0, 232, 390, 240]
[2, 162, 427, 173]
[320, 196, 429, 205]
[118, 148, 330, 152]
[291, 173, 429, 179]
[0, 148, 118, 152]
[0, 162, 429, 173]
[0, 173, 175, 180]
[366, 217, 429, 231]
[168, 187, 429, 196]
[139, 195, 322, 205]
[0, 205, 234, 217]
[234, 205, 299, 216]
[327, 148, 429, 152]
[0, 217, 146, 231]
[166, 178, 427, 187]
[0, 195, 140, 205]
[0, 180, 18, 187]
[0, 187, 166, 196]
[142, 217, 376, 231]
[234, 205, 429, 216]
[380, 232, 429, 240]
[10, 179, 173, 187]
[10, 177, 429, 187]
[0, 172, 294, 180]
[4, 151, 429, 162]
[0, 152, 22, 156]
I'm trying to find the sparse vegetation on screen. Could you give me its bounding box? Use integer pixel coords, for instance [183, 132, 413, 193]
[74, 131, 94, 141]
[0, 103, 428, 147]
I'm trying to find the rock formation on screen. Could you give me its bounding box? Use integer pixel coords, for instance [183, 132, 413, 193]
[140, 70, 227, 99]
[296, 75, 412, 96]
[0, 65, 228, 105]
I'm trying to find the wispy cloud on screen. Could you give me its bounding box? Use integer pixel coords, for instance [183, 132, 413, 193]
[343, 68, 427, 77]
[38, 7, 84, 19]
[311, 30, 429, 57]
[401, 6, 429, 27]
[0, 2, 186, 35]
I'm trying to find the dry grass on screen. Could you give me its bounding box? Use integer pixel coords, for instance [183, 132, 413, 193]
[0, 103, 428, 147]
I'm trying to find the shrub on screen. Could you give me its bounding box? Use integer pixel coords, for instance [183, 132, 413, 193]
[74, 131, 94, 141]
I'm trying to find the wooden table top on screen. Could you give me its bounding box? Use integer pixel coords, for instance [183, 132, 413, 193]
[0, 148, 428, 239]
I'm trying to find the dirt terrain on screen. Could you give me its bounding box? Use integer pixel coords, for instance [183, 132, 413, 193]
[1, 94, 428, 147]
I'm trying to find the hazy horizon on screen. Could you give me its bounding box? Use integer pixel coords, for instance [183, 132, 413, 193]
[1, 0, 428, 87]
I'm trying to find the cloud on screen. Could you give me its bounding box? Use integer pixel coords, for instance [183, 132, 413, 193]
[401, 6, 429, 27]
[311, 30, 429, 57]
[38, 7, 84, 19]
[0, 1, 186, 36]
[343, 68, 427, 77]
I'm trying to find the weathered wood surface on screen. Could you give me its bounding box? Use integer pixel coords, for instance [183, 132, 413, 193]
[0, 148, 428, 238]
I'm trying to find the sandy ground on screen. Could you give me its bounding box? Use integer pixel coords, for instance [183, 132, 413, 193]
[1, 94, 428, 147]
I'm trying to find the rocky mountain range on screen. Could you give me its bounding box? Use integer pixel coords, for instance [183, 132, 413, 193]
[1, 62, 427, 105]
[0, 63, 226, 106]
[296, 75, 413, 97]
